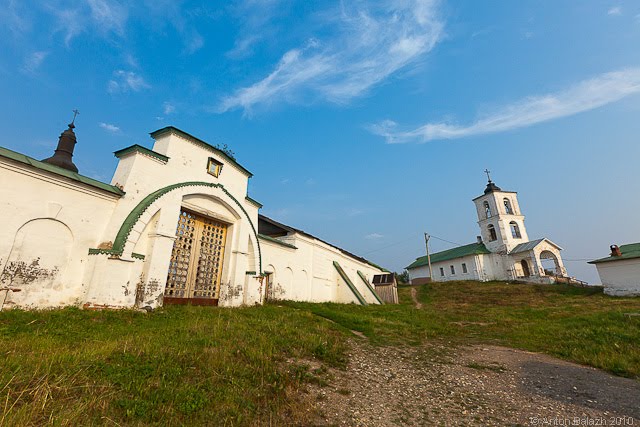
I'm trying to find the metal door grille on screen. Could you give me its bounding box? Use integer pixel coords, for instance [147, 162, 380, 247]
[165, 209, 227, 302]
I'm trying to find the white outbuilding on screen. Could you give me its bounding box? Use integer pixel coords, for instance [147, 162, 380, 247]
[407, 174, 572, 284]
[588, 244, 640, 296]
[0, 121, 386, 310]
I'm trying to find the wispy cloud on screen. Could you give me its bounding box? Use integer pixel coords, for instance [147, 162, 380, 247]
[49, 0, 128, 45]
[365, 233, 384, 240]
[87, 0, 128, 34]
[369, 68, 640, 143]
[21, 51, 48, 74]
[107, 70, 150, 93]
[162, 101, 176, 115]
[0, 0, 31, 37]
[218, 0, 444, 113]
[346, 208, 364, 217]
[607, 6, 622, 16]
[51, 8, 84, 46]
[99, 122, 121, 133]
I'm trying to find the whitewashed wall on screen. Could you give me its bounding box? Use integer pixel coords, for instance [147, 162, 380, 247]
[259, 233, 383, 304]
[0, 158, 118, 309]
[595, 260, 640, 296]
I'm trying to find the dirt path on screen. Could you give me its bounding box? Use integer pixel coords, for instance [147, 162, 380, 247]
[305, 341, 639, 426]
[410, 287, 422, 309]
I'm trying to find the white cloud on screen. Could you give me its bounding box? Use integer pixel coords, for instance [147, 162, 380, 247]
[21, 51, 48, 74]
[0, 0, 31, 36]
[51, 8, 84, 46]
[607, 6, 622, 16]
[87, 0, 128, 34]
[366, 233, 384, 240]
[218, 0, 444, 113]
[163, 101, 176, 115]
[369, 67, 640, 143]
[48, 0, 127, 45]
[99, 122, 120, 133]
[108, 70, 150, 93]
[346, 208, 364, 217]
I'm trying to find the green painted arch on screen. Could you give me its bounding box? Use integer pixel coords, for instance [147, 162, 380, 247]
[111, 181, 262, 273]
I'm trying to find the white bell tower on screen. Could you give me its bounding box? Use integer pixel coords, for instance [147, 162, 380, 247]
[473, 170, 529, 253]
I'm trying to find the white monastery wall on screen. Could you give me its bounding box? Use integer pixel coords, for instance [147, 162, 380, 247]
[1, 125, 386, 310]
[0, 158, 119, 308]
[260, 233, 383, 304]
[595, 260, 640, 296]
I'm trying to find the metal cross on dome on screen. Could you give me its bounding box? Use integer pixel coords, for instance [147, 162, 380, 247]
[71, 109, 80, 125]
[484, 168, 492, 183]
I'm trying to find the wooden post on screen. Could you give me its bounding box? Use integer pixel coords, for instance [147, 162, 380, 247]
[424, 233, 433, 281]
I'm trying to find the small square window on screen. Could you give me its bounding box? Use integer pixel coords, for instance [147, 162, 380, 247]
[207, 158, 223, 177]
[450, 265, 455, 275]
[462, 263, 468, 274]
[439, 267, 444, 277]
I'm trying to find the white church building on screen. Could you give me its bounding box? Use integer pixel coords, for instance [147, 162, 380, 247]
[407, 176, 570, 284]
[0, 120, 388, 310]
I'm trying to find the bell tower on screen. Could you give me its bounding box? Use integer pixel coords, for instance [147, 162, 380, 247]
[472, 171, 528, 253]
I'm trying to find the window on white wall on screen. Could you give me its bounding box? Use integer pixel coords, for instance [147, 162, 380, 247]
[462, 263, 468, 274]
[450, 265, 455, 275]
[488, 224, 498, 241]
[439, 267, 444, 277]
[484, 201, 492, 218]
[510, 221, 522, 238]
[504, 198, 513, 214]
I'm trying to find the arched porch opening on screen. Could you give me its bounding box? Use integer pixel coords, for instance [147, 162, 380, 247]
[520, 259, 530, 277]
[539, 250, 561, 276]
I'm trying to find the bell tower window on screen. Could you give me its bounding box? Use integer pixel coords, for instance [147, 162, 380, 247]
[503, 198, 513, 214]
[484, 201, 492, 218]
[488, 224, 497, 241]
[510, 221, 521, 239]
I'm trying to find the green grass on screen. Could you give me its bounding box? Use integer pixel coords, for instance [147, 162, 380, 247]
[0, 281, 638, 425]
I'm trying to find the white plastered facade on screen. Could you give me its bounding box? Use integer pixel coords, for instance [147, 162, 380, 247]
[0, 126, 384, 310]
[593, 260, 640, 296]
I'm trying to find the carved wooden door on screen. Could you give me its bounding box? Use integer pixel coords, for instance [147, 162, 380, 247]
[164, 209, 228, 305]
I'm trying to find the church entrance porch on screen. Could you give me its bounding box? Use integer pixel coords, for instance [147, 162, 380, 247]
[540, 250, 562, 277]
[164, 209, 228, 306]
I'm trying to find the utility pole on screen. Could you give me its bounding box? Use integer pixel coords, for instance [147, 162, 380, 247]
[424, 233, 433, 281]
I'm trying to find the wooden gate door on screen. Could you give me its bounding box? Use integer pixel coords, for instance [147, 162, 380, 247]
[164, 209, 228, 305]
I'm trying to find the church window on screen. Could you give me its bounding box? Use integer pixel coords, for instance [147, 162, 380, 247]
[439, 267, 445, 277]
[510, 221, 522, 238]
[488, 224, 497, 241]
[462, 263, 468, 274]
[483, 201, 492, 218]
[207, 158, 223, 177]
[504, 198, 513, 214]
[450, 265, 455, 275]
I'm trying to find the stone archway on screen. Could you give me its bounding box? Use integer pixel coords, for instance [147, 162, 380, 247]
[539, 250, 561, 276]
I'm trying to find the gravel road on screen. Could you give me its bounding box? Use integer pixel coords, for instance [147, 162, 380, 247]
[305, 341, 639, 426]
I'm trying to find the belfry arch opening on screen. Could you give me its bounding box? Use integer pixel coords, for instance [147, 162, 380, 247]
[487, 224, 497, 241]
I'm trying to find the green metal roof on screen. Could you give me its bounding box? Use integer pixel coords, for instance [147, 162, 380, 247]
[0, 145, 125, 197]
[114, 144, 169, 163]
[245, 195, 263, 208]
[588, 243, 640, 264]
[406, 242, 491, 270]
[150, 126, 253, 177]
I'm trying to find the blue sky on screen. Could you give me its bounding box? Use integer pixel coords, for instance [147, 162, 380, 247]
[2, 0, 640, 283]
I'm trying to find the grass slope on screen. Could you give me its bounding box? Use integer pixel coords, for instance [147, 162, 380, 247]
[0, 281, 638, 425]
